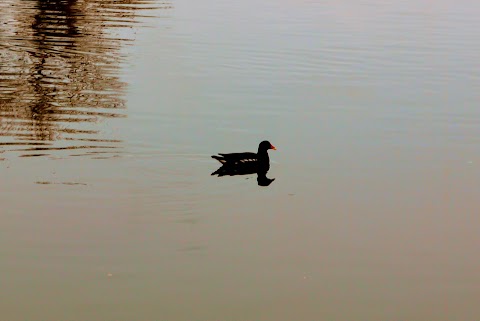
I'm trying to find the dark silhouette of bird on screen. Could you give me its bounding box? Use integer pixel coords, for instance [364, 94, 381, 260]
[211, 140, 276, 169]
[211, 141, 276, 186]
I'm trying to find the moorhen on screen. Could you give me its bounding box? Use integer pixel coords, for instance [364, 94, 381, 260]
[211, 140, 276, 172]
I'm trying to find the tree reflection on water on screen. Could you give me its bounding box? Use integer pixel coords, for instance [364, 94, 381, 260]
[0, 0, 171, 158]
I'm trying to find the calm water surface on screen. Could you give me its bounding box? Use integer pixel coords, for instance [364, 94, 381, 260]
[1, 0, 480, 320]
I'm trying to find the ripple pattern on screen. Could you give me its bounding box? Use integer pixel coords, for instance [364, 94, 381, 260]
[0, 0, 172, 158]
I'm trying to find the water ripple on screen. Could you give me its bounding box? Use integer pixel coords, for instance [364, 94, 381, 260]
[0, 0, 172, 159]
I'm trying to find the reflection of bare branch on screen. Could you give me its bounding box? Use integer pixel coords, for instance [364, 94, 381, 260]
[0, 0, 172, 157]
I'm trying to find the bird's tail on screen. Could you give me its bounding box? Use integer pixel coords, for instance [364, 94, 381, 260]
[211, 155, 226, 164]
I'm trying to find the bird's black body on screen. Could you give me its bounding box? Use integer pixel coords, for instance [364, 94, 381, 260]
[212, 141, 274, 167]
[211, 141, 276, 186]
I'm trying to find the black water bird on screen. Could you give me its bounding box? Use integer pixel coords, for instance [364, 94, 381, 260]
[211, 140, 276, 169]
[211, 141, 276, 186]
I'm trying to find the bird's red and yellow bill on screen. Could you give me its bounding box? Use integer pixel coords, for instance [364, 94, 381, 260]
[270, 144, 277, 150]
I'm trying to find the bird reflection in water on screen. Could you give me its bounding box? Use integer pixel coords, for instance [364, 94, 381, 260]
[211, 141, 276, 187]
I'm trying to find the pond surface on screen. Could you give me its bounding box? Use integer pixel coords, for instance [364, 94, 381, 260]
[1, 0, 480, 320]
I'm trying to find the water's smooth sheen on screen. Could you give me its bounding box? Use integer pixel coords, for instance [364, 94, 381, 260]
[1, 0, 480, 320]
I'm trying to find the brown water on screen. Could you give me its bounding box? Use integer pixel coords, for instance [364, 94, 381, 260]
[1, 0, 480, 320]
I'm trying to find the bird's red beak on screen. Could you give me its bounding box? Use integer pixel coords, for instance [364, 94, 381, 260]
[270, 144, 276, 150]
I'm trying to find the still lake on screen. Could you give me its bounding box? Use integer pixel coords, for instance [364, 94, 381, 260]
[1, 0, 479, 320]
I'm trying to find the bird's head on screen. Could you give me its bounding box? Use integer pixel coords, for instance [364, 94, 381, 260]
[259, 140, 276, 152]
